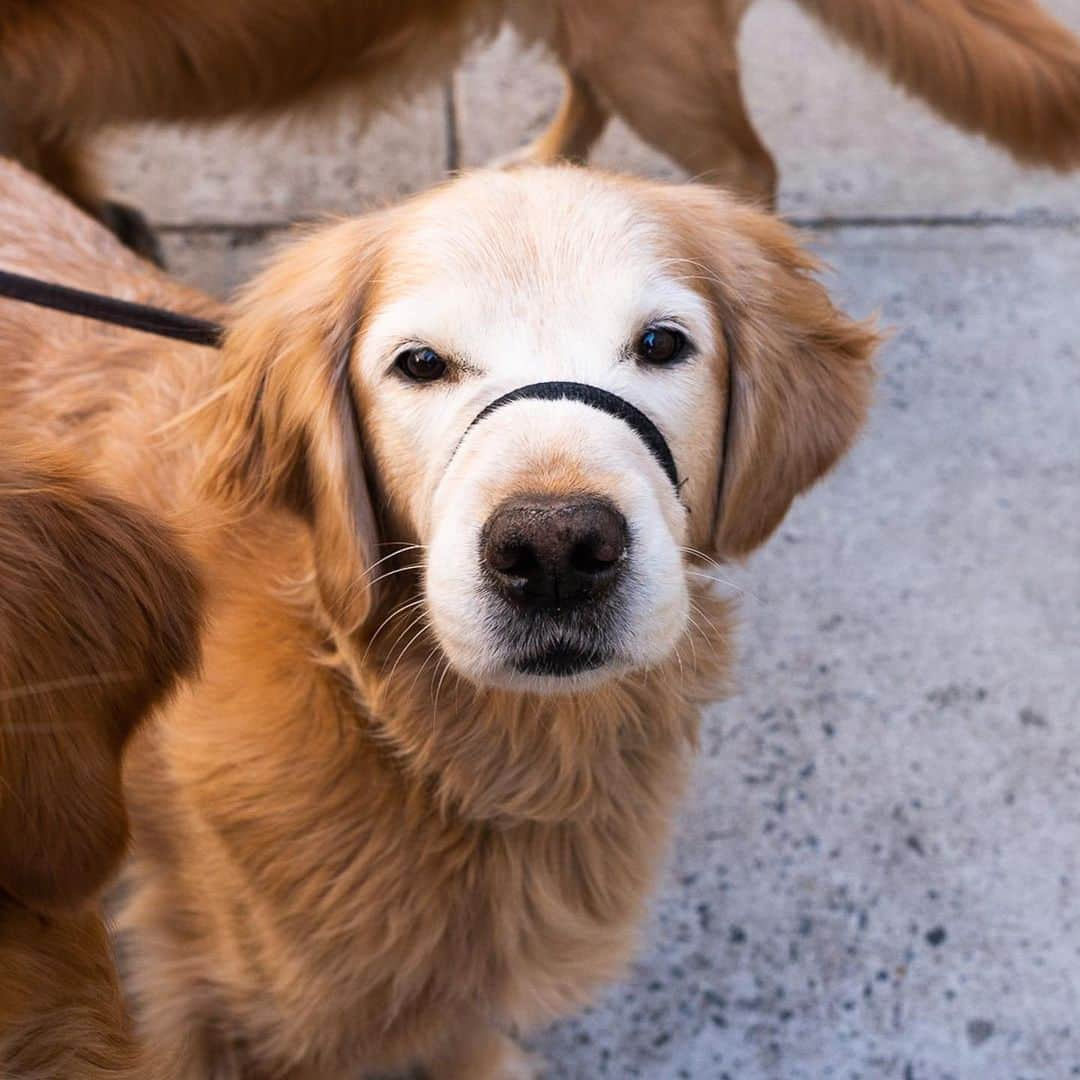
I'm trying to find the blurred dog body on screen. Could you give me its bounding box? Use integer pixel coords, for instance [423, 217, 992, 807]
[1, 0, 1079, 234]
[0, 157, 877, 1077]
[0, 449, 202, 1078]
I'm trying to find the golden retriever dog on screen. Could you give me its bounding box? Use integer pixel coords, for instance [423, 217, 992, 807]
[0, 449, 202, 1078]
[0, 156, 877, 1077]
[2, 0, 1079, 245]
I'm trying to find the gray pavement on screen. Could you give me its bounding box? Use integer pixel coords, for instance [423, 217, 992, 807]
[96, 2, 1079, 1076]
[535, 226, 1080, 1079]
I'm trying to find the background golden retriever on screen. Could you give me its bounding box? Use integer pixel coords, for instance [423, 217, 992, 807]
[0, 449, 202, 1078]
[0, 156, 877, 1077]
[1, 0, 1078, 252]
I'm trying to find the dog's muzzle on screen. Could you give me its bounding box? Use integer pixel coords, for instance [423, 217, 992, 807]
[458, 382, 683, 676]
[436, 382, 685, 678]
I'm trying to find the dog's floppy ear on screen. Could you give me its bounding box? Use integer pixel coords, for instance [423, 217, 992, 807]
[203, 215, 392, 632]
[659, 186, 878, 558]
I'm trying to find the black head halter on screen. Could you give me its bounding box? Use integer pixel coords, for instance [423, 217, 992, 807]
[458, 380, 681, 495]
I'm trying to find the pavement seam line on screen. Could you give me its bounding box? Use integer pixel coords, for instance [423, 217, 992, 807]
[153, 214, 1080, 235]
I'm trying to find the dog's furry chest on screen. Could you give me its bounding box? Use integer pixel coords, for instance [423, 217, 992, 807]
[230, 796, 668, 1051]
[131, 643, 692, 1072]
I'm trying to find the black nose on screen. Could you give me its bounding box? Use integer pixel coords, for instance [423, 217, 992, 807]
[482, 496, 629, 612]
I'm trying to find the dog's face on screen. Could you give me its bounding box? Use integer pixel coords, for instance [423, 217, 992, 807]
[355, 175, 721, 689]
[211, 168, 876, 694]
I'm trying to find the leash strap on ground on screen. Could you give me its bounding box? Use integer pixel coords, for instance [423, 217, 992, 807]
[0, 268, 224, 348]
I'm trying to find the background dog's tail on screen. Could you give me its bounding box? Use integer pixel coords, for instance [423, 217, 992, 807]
[794, 0, 1080, 169]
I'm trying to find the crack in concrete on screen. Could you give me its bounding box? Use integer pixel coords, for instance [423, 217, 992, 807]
[154, 213, 1080, 236]
[788, 213, 1080, 230]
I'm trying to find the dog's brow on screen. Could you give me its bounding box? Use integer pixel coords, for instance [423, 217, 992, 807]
[450, 356, 485, 378]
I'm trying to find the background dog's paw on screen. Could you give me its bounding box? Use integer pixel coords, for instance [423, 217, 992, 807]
[99, 200, 166, 267]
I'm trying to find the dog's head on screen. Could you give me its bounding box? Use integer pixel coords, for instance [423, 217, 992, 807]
[208, 168, 876, 694]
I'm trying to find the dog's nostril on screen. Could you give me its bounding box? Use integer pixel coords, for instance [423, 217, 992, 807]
[488, 542, 534, 578]
[569, 535, 621, 576]
[482, 495, 629, 611]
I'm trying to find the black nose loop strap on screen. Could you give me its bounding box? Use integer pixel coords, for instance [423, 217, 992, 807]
[458, 381, 680, 495]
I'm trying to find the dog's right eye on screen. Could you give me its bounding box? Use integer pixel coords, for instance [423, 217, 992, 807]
[395, 347, 448, 383]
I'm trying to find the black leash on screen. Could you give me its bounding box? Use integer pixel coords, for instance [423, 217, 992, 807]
[0, 268, 224, 347]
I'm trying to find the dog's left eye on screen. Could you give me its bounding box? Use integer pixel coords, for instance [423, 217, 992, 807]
[635, 326, 688, 366]
[395, 346, 448, 382]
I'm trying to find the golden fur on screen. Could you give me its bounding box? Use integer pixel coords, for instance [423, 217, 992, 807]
[1, 0, 1078, 225]
[0, 449, 202, 1078]
[0, 158, 876, 1077]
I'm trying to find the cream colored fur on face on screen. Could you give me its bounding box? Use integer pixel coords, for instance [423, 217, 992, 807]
[0, 160, 876, 1079]
[358, 174, 719, 691]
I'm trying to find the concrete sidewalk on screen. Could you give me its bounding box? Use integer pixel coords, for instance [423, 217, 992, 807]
[98, 2, 1080, 1076]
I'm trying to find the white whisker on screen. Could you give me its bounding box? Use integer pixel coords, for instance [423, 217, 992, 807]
[680, 547, 760, 603]
[361, 563, 427, 592]
[408, 644, 444, 698]
[688, 600, 725, 640]
[361, 597, 427, 666]
[359, 544, 426, 582]
[383, 619, 432, 687]
[432, 660, 454, 722]
[380, 608, 431, 680]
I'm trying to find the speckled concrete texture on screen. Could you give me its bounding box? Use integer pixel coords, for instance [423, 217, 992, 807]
[101, 88, 450, 225]
[92, 3, 1080, 1076]
[531, 227, 1080, 1078]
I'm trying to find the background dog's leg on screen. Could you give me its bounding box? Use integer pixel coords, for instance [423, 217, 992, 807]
[495, 70, 611, 167]
[96, 200, 166, 269]
[425, 1025, 546, 1080]
[557, 1, 778, 206]
[15, 133, 164, 266]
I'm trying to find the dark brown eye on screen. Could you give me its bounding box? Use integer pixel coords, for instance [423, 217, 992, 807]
[395, 346, 447, 382]
[635, 326, 687, 366]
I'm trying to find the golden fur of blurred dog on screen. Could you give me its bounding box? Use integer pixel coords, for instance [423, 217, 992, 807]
[0, 450, 202, 1078]
[0, 157, 876, 1077]
[1, 0, 1079, 236]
